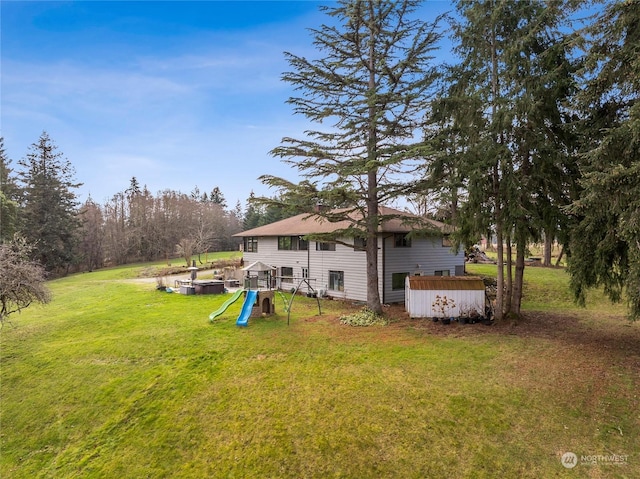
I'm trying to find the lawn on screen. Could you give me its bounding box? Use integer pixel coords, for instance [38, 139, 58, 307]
[1, 261, 638, 478]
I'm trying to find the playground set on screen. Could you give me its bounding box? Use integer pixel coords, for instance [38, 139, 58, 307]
[208, 261, 322, 327]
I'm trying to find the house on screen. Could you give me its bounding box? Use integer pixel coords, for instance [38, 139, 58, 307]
[233, 206, 465, 304]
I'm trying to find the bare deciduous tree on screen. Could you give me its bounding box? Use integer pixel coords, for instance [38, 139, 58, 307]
[0, 236, 51, 326]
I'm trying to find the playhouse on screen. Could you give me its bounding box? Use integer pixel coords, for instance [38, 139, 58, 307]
[208, 260, 322, 327]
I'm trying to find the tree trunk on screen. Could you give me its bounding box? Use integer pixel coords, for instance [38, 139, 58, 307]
[365, 12, 382, 316]
[495, 226, 504, 321]
[504, 233, 513, 316]
[511, 238, 526, 318]
[543, 228, 553, 267]
[490, 21, 503, 321]
[555, 246, 565, 267]
[365, 170, 382, 313]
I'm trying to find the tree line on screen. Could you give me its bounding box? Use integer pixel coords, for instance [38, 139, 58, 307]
[0, 133, 295, 275]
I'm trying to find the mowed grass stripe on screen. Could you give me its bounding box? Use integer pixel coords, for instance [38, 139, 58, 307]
[1, 261, 638, 478]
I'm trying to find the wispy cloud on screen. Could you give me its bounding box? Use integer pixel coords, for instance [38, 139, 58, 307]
[0, 1, 333, 205]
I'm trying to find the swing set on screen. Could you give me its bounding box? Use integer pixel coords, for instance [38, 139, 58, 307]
[275, 277, 322, 325]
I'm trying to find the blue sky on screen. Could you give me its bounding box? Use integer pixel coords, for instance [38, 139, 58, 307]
[1, 1, 451, 207]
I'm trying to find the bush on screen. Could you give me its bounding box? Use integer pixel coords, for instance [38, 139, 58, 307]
[340, 307, 389, 327]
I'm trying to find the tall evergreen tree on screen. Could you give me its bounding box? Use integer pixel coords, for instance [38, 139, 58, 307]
[449, 0, 579, 319]
[232, 200, 243, 224]
[243, 191, 262, 231]
[16, 132, 82, 273]
[568, 0, 640, 320]
[267, 0, 443, 314]
[501, 0, 579, 316]
[421, 63, 486, 233]
[209, 186, 227, 209]
[1, 137, 20, 242]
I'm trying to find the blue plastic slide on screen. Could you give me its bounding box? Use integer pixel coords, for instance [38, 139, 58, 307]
[208, 289, 244, 322]
[236, 290, 258, 327]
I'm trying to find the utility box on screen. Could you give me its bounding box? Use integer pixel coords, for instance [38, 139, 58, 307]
[180, 285, 195, 295]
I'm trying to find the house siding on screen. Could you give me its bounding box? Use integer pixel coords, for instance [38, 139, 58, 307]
[243, 236, 369, 301]
[241, 234, 464, 304]
[382, 236, 466, 304]
[242, 238, 309, 289]
[310, 241, 368, 302]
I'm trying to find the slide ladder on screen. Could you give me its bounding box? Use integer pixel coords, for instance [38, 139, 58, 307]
[276, 290, 290, 312]
[208, 289, 244, 322]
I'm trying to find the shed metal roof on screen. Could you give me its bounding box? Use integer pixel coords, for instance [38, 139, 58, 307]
[408, 276, 485, 291]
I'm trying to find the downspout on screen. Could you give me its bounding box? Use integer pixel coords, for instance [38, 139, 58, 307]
[381, 234, 393, 304]
[381, 234, 386, 303]
[307, 236, 310, 288]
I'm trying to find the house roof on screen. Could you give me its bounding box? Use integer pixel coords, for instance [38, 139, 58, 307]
[408, 276, 485, 291]
[234, 206, 450, 237]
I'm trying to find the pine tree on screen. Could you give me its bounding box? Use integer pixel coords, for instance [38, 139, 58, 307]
[1, 138, 20, 242]
[209, 187, 227, 209]
[449, 0, 579, 319]
[267, 0, 443, 314]
[421, 62, 486, 234]
[568, 0, 640, 320]
[243, 191, 262, 231]
[16, 132, 82, 273]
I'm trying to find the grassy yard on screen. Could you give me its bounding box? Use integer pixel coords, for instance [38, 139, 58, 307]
[1, 261, 638, 478]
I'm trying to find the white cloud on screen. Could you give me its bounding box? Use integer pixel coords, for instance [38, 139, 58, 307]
[1, 4, 325, 206]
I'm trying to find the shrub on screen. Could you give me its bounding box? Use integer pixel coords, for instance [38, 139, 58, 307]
[340, 307, 389, 327]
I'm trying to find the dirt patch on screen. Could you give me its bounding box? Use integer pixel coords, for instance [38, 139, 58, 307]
[377, 303, 640, 367]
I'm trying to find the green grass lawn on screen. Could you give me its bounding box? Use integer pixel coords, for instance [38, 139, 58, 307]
[1, 260, 638, 478]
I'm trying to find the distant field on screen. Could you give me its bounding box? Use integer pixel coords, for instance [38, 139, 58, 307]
[84, 251, 243, 281]
[1, 258, 638, 478]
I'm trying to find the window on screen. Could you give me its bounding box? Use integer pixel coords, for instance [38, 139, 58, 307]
[278, 236, 309, 251]
[316, 242, 336, 251]
[302, 267, 309, 279]
[434, 270, 450, 276]
[354, 237, 366, 251]
[278, 236, 292, 250]
[280, 266, 293, 283]
[392, 272, 409, 290]
[244, 237, 258, 252]
[328, 270, 344, 291]
[442, 235, 452, 247]
[394, 233, 411, 248]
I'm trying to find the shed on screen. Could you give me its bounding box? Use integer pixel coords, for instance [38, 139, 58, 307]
[405, 276, 486, 319]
